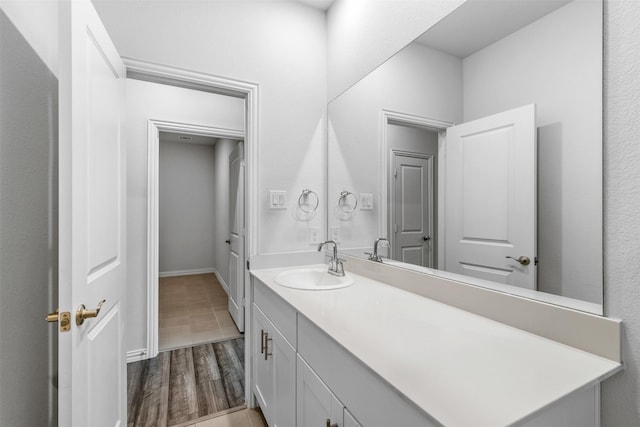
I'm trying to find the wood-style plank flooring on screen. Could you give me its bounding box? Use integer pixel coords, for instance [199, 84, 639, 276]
[159, 274, 242, 351]
[128, 339, 246, 427]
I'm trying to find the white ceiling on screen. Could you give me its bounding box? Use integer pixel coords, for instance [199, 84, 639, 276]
[295, 0, 336, 11]
[415, 0, 571, 58]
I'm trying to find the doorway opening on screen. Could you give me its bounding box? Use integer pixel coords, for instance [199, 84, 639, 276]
[125, 60, 259, 412]
[380, 110, 451, 269]
[156, 130, 244, 351]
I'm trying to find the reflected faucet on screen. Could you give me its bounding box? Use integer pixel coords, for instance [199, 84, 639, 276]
[366, 238, 389, 262]
[317, 240, 345, 277]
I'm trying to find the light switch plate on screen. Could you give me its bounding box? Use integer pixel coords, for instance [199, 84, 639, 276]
[269, 190, 287, 209]
[360, 193, 374, 210]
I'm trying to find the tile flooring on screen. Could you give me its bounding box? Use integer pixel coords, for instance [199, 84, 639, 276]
[159, 273, 242, 351]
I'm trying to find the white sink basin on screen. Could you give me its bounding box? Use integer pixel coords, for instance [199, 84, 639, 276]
[274, 267, 354, 290]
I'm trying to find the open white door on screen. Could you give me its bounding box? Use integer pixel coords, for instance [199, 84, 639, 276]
[57, 1, 127, 425]
[444, 104, 536, 289]
[228, 143, 245, 332]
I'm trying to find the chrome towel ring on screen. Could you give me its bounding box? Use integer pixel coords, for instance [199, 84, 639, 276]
[298, 189, 319, 213]
[338, 190, 358, 213]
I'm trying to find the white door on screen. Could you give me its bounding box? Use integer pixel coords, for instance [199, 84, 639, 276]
[228, 143, 245, 331]
[58, 1, 127, 425]
[444, 104, 536, 289]
[391, 152, 435, 267]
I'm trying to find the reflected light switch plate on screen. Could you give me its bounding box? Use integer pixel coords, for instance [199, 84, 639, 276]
[360, 193, 373, 210]
[269, 190, 287, 209]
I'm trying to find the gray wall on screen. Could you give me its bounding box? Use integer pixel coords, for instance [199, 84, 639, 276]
[602, 1, 640, 425]
[159, 139, 217, 274]
[0, 10, 58, 427]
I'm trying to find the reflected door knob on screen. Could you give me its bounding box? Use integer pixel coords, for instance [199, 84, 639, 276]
[506, 255, 531, 266]
[423, 236, 431, 241]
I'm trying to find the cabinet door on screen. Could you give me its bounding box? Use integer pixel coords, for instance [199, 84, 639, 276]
[271, 325, 296, 427]
[253, 305, 273, 424]
[297, 355, 343, 427]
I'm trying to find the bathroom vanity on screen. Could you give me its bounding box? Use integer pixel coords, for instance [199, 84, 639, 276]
[249, 263, 621, 427]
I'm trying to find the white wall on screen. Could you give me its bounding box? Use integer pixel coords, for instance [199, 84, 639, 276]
[125, 78, 244, 353]
[327, 0, 465, 100]
[0, 6, 58, 427]
[462, 0, 602, 303]
[158, 139, 216, 275]
[328, 42, 462, 252]
[93, 0, 327, 256]
[214, 139, 239, 290]
[602, 1, 640, 425]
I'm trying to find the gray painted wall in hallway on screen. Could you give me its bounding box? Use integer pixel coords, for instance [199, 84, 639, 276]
[0, 10, 58, 427]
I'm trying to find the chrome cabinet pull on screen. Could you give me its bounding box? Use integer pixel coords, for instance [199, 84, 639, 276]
[261, 329, 266, 354]
[264, 332, 272, 361]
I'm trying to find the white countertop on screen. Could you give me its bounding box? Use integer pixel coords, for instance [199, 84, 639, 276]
[251, 265, 621, 427]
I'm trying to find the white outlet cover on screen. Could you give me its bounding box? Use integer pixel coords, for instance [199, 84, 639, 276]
[309, 227, 321, 245]
[330, 226, 341, 243]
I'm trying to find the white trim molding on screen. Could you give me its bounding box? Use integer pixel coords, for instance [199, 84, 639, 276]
[126, 349, 148, 364]
[214, 270, 230, 295]
[158, 268, 218, 278]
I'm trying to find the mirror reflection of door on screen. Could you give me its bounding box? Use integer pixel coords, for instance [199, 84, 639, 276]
[444, 104, 537, 289]
[387, 123, 439, 268]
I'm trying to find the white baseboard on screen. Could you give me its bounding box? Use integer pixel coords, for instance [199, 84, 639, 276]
[158, 268, 216, 278]
[215, 270, 230, 295]
[127, 348, 149, 364]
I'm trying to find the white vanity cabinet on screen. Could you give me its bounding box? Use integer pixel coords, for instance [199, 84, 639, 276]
[251, 270, 619, 427]
[296, 355, 346, 427]
[253, 284, 297, 427]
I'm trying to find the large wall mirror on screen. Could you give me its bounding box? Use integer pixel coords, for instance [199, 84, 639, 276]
[327, 0, 603, 313]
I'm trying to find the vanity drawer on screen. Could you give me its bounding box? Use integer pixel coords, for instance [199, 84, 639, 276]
[253, 278, 297, 348]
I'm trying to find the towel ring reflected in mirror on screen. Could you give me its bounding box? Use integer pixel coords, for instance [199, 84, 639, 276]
[298, 189, 319, 213]
[338, 190, 358, 214]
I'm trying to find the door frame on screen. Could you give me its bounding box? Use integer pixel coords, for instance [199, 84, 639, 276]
[145, 120, 244, 361]
[125, 60, 258, 405]
[380, 110, 453, 268]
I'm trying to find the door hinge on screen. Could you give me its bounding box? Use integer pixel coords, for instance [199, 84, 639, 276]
[394, 168, 398, 179]
[534, 257, 539, 266]
[246, 260, 250, 270]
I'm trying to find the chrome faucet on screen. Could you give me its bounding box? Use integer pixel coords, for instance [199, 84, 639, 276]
[317, 240, 345, 276]
[366, 238, 389, 262]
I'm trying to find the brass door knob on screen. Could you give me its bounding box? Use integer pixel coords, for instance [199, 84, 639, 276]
[76, 299, 106, 326]
[505, 255, 531, 266]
